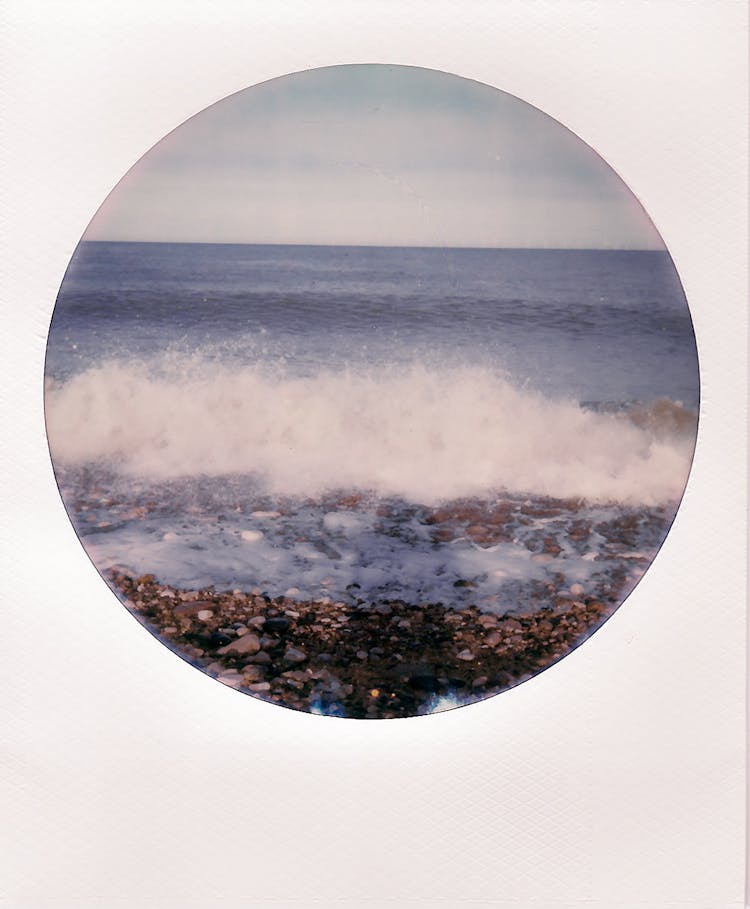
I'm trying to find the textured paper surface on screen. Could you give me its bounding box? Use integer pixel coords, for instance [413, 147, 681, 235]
[1, 2, 747, 907]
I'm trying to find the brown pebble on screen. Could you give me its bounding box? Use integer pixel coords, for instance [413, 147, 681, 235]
[174, 600, 216, 617]
[478, 614, 499, 628]
[217, 634, 261, 655]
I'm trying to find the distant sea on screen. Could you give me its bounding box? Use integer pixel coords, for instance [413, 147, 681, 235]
[45, 242, 699, 610]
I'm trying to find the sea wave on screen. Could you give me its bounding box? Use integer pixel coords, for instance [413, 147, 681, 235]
[45, 356, 696, 505]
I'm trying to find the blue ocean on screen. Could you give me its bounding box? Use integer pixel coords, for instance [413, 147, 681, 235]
[45, 242, 699, 611]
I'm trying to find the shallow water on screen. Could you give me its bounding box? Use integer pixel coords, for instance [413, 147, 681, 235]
[58, 469, 674, 613]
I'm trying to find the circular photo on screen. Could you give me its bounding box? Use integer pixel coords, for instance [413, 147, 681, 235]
[45, 65, 699, 718]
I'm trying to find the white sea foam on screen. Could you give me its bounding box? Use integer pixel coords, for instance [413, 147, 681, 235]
[45, 356, 694, 505]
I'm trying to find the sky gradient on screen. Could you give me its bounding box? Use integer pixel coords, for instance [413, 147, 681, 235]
[86, 65, 664, 250]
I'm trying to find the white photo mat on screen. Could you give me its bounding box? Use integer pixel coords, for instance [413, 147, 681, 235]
[2, 2, 747, 908]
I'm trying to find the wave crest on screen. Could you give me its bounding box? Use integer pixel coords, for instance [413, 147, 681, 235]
[45, 357, 695, 505]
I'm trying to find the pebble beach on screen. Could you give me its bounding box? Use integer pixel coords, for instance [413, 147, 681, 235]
[111, 569, 619, 718]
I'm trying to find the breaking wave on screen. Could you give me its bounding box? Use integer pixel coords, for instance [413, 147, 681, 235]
[45, 356, 696, 505]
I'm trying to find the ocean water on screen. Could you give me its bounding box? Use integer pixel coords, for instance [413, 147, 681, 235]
[45, 242, 699, 610]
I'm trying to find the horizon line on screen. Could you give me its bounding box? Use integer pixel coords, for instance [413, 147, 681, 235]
[81, 239, 664, 253]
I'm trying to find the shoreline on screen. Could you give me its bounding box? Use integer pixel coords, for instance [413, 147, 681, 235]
[109, 569, 621, 718]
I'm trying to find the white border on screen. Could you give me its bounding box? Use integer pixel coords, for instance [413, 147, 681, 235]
[2, 3, 747, 908]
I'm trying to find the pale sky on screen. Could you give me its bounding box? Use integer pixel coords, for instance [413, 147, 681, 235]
[86, 65, 664, 249]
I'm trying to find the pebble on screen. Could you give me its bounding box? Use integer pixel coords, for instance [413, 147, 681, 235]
[217, 674, 242, 689]
[240, 530, 264, 543]
[248, 616, 266, 628]
[217, 633, 261, 656]
[283, 647, 307, 664]
[248, 682, 271, 692]
[478, 615, 499, 628]
[247, 650, 271, 664]
[264, 617, 290, 634]
[174, 600, 216, 617]
[197, 610, 213, 621]
[570, 583, 585, 596]
[456, 649, 475, 661]
[162, 531, 177, 541]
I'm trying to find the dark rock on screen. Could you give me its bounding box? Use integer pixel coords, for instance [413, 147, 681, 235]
[264, 617, 291, 634]
[408, 674, 440, 693]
